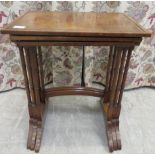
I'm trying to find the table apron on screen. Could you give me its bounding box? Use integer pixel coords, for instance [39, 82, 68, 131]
[10, 35, 142, 46]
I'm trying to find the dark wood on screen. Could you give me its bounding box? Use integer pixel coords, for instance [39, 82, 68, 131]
[45, 86, 104, 97]
[24, 47, 36, 107]
[10, 35, 142, 42]
[18, 47, 31, 105]
[103, 46, 134, 152]
[15, 41, 141, 46]
[21, 46, 47, 152]
[1, 12, 151, 153]
[81, 46, 85, 87]
[37, 46, 45, 104]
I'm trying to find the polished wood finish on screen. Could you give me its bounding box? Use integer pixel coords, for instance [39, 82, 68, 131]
[45, 86, 104, 97]
[2, 12, 150, 37]
[1, 12, 151, 153]
[104, 46, 134, 151]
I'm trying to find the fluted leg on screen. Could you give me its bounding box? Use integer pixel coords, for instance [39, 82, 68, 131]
[19, 46, 46, 152]
[103, 46, 134, 152]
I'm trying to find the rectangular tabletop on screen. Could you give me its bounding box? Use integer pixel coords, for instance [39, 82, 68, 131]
[1, 11, 151, 37]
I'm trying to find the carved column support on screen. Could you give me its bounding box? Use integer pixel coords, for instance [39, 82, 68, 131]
[18, 46, 46, 152]
[103, 45, 134, 152]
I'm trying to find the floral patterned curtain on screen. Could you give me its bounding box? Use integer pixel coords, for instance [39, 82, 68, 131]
[0, 1, 155, 92]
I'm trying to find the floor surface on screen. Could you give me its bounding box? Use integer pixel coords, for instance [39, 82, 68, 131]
[0, 88, 155, 153]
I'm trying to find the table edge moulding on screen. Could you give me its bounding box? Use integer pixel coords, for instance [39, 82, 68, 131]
[1, 11, 151, 153]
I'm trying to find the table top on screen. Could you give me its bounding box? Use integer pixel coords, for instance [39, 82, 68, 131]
[1, 11, 151, 37]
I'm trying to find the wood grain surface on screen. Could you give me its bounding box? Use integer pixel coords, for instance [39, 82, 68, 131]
[1, 11, 151, 37]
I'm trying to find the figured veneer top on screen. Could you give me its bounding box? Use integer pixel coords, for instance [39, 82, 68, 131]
[1, 11, 151, 37]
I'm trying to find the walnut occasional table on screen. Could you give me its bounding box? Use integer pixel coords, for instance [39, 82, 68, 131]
[1, 12, 151, 153]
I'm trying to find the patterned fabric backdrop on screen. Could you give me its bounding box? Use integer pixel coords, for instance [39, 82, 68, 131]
[0, 1, 155, 92]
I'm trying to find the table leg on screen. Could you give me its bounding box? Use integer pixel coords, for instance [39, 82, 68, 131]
[19, 46, 46, 152]
[103, 45, 134, 152]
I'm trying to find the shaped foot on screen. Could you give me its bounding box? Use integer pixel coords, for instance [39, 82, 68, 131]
[27, 118, 43, 153]
[106, 119, 121, 152]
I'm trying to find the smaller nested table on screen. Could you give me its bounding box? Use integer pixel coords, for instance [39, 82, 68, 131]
[1, 12, 151, 153]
